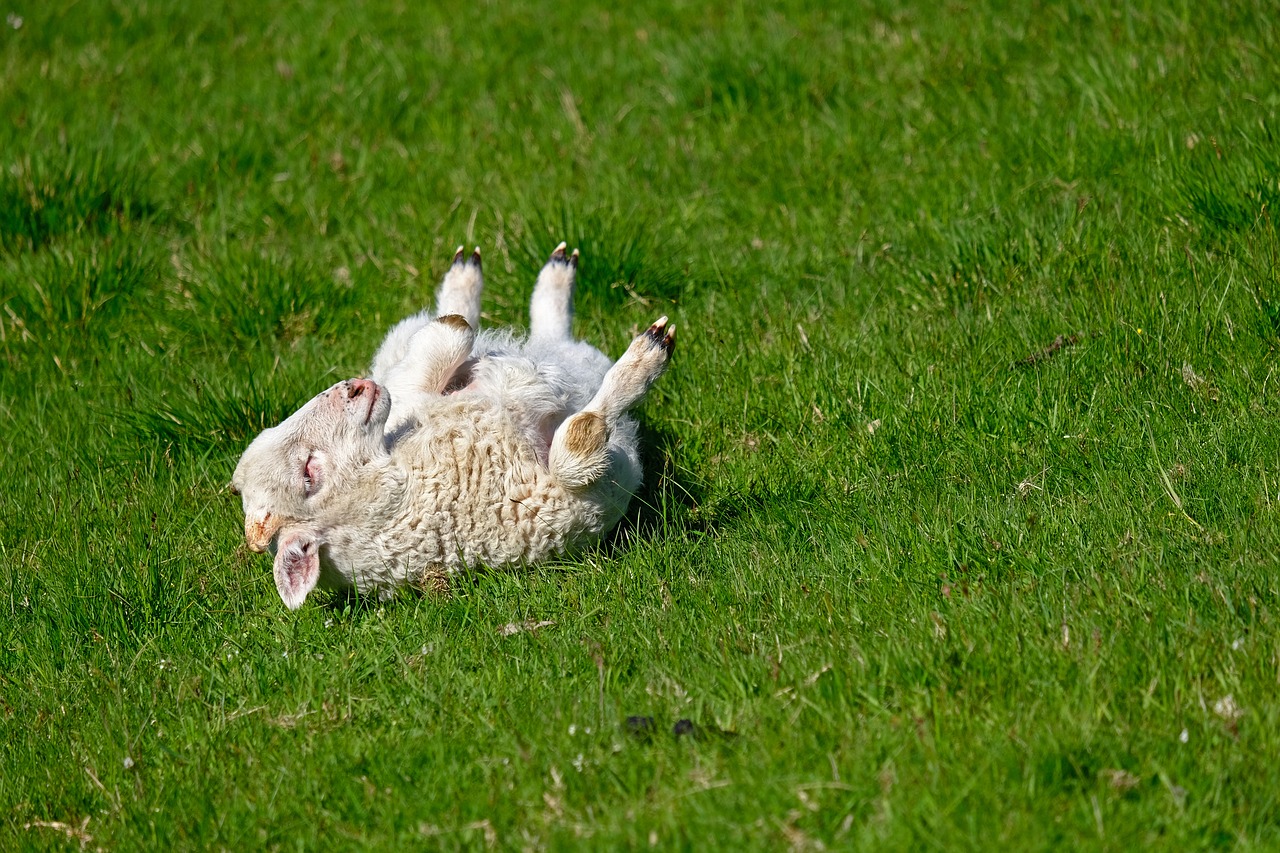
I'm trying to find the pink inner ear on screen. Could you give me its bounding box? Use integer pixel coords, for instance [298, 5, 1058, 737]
[274, 534, 321, 610]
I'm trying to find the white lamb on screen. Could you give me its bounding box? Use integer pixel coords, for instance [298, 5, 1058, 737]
[229, 243, 675, 609]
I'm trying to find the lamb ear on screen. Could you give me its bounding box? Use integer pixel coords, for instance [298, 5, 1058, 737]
[273, 531, 322, 610]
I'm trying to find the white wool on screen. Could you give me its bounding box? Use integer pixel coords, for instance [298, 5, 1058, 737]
[230, 247, 672, 608]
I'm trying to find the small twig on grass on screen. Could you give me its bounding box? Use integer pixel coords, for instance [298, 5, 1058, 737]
[1147, 423, 1203, 531]
[1180, 363, 1220, 401]
[496, 619, 555, 637]
[1015, 333, 1083, 368]
[1017, 467, 1048, 497]
[24, 817, 93, 850]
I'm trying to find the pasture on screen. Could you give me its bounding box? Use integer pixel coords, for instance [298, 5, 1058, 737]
[2, 1, 1278, 848]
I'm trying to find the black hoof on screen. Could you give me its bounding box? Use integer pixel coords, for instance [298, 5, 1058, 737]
[644, 316, 676, 354]
[452, 246, 481, 268]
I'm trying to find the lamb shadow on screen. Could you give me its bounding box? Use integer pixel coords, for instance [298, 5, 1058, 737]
[598, 421, 757, 557]
[320, 586, 405, 617]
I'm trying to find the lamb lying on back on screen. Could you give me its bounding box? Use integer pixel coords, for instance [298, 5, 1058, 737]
[230, 244, 674, 608]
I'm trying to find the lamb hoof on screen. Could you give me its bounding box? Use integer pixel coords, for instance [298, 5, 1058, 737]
[451, 245, 481, 268]
[549, 242, 578, 268]
[643, 316, 676, 355]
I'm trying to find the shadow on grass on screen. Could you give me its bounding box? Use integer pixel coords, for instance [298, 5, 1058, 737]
[320, 587, 391, 617]
[601, 421, 760, 558]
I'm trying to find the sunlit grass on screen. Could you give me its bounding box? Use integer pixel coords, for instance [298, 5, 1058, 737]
[2, 0, 1279, 848]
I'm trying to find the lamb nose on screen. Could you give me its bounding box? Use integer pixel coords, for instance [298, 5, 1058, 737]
[347, 378, 375, 399]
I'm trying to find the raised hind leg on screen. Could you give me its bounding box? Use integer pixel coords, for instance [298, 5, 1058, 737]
[436, 246, 484, 330]
[530, 242, 578, 341]
[549, 316, 675, 489]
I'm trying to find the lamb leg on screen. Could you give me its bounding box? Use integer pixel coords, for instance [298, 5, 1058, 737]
[529, 242, 578, 341]
[435, 246, 484, 330]
[548, 316, 674, 488]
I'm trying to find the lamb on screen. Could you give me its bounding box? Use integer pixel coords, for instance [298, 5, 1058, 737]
[229, 243, 675, 609]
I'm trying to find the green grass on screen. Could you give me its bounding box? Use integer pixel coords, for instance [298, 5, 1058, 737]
[2, 0, 1279, 848]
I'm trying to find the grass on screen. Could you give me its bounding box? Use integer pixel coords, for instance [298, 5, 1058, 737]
[2, 0, 1279, 848]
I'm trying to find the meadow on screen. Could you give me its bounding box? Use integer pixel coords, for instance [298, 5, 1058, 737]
[2, 0, 1279, 848]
